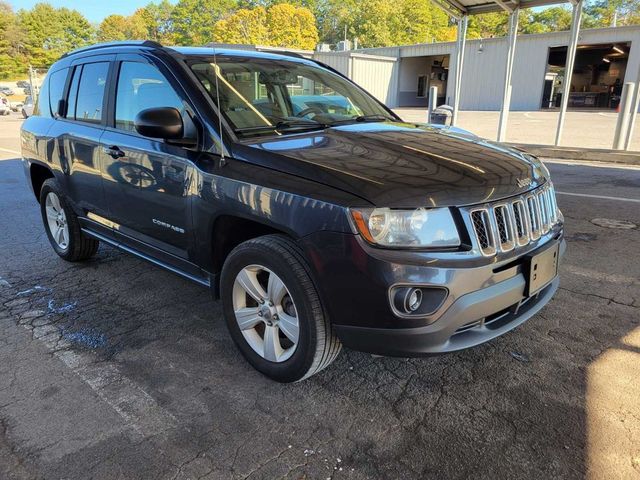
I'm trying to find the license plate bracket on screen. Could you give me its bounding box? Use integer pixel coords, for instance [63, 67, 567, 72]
[523, 241, 559, 297]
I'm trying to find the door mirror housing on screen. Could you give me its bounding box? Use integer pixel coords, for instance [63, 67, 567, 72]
[134, 107, 185, 140]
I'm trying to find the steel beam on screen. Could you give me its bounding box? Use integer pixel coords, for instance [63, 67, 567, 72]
[451, 15, 468, 126]
[554, 0, 582, 146]
[497, 7, 519, 142]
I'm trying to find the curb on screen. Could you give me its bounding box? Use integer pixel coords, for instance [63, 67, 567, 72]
[507, 143, 640, 166]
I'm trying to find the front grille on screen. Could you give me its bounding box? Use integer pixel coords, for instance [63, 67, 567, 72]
[469, 183, 560, 256]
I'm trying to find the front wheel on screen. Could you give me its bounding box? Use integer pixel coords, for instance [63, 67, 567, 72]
[220, 235, 341, 382]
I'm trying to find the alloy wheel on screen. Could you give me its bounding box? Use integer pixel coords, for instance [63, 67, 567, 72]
[45, 192, 69, 250]
[232, 265, 300, 363]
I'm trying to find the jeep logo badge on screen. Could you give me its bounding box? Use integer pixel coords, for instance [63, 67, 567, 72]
[516, 178, 532, 188]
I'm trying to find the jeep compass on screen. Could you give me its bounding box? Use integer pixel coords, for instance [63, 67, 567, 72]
[20, 41, 565, 382]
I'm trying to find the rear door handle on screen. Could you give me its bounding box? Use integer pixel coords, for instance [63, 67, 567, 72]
[103, 146, 125, 159]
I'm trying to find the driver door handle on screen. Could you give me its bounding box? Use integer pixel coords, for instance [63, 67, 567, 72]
[103, 146, 125, 159]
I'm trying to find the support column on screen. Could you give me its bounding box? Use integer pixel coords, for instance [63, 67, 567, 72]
[554, 0, 583, 146]
[613, 82, 635, 150]
[427, 85, 438, 123]
[623, 57, 640, 150]
[497, 8, 519, 142]
[451, 15, 467, 126]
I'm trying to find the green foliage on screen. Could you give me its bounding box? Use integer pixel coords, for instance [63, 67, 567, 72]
[16, 3, 94, 70]
[0, 1, 26, 78]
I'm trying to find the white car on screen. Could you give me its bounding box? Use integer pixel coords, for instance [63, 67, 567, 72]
[22, 96, 34, 118]
[0, 96, 10, 116]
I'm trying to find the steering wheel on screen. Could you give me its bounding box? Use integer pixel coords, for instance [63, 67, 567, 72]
[295, 106, 323, 118]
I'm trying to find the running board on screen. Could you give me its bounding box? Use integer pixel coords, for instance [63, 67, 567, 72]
[81, 228, 211, 288]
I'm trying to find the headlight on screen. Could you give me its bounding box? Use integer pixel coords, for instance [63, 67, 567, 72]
[350, 207, 460, 248]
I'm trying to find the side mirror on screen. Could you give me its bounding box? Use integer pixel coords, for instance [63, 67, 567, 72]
[134, 107, 184, 140]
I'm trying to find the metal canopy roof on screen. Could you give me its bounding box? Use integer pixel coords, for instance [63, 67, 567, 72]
[433, 0, 572, 17]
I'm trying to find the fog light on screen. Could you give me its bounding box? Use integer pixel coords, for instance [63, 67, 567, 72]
[405, 288, 422, 312]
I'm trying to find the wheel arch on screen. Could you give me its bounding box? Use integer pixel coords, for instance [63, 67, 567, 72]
[30, 162, 55, 201]
[209, 214, 299, 298]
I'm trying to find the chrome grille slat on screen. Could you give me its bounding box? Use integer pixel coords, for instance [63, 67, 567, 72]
[470, 209, 496, 256]
[469, 184, 560, 257]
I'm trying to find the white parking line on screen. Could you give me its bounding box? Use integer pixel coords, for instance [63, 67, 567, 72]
[19, 308, 177, 438]
[556, 191, 640, 204]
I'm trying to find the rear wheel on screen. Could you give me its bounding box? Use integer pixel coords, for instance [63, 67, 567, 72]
[40, 178, 99, 262]
[220, 235, 341, 382]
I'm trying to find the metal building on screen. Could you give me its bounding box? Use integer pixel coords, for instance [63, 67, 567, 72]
[315, 26, 639, 114]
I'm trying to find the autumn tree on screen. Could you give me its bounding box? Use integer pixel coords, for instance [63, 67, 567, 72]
[267, 3, 318, 49]
[214, 7, 269, 44]
[170, 0, 238, 45]
[97, 15, 130, 42]
[214, 3, 318, 49]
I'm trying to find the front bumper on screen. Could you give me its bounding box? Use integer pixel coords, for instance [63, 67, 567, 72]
[334, 274, 559, 357]
[301, 227, 565, 357]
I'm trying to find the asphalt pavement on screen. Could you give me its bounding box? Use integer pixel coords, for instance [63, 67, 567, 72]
[1, 115, 639, 480]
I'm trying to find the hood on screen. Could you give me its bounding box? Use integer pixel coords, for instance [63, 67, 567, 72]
[236, 122, 549, 208]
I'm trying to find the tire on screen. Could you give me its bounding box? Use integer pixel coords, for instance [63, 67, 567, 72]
[220, 234, 341, 382]
[40, 178, 99, 262]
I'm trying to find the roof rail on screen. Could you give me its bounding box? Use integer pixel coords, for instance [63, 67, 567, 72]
[61, 40, 163, 58]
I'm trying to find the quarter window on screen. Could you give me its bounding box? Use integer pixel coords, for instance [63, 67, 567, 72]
[48, 68, 68, 117]
[115, 62, 184, 132]
[74, 62, 109, 124]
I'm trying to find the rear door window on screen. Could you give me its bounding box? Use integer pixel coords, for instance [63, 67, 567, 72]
[73, 62, 109, 124]
[65, 66, 81, 120]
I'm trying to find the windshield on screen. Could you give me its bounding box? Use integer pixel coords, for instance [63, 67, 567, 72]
[189, 56, 395, 137]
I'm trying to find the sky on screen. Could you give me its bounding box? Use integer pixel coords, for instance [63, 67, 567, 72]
[10, 0, 176, 23]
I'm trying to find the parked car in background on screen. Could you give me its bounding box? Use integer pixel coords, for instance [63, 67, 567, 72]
[17, 80, 29, 89]
[21, 96, 34, 118]
[21, 41, 565, 382]
[0, 96, 11, 116]
[0, 87, 15, 96]
[10, 99, 24, 112]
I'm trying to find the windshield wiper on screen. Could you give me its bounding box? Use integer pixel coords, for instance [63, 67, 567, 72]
[236, 120, 328, 136]
[329, 114, 396, 126]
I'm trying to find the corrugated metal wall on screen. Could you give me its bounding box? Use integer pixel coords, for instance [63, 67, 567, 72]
[316, 26, 640, 111]
[313, 52, 398, 105]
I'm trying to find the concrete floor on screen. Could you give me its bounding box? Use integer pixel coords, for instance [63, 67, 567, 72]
[1, 114, 639, 479]
[393, 108, 640, 152]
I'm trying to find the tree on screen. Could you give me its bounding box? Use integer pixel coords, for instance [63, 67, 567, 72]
[214, 7, 269, 44]
[0, 1, 26, 78]
[98, 15, 130, 42]
[170, 0, 238, 45]
[17, 3, 94, 68]
[266, 3, 318, 49]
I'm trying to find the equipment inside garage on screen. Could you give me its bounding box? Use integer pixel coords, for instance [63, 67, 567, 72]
[542, 42, 630, 109]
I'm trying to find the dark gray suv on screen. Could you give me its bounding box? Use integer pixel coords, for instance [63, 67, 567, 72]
[20, 41, 565, 382]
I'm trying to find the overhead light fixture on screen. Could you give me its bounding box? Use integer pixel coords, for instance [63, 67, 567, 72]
[603, 57, 611, 63]
[612, 45, 624, 54]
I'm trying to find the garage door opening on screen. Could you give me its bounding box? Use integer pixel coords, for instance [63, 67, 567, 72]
[542, 42, 630, 110]
[398, 55, 449, 107]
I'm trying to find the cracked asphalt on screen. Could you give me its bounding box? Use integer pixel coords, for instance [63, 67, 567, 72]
[1, 115, 639, 480]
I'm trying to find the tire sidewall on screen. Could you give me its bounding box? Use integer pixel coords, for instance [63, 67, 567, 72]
[221, 241, 319, 382]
